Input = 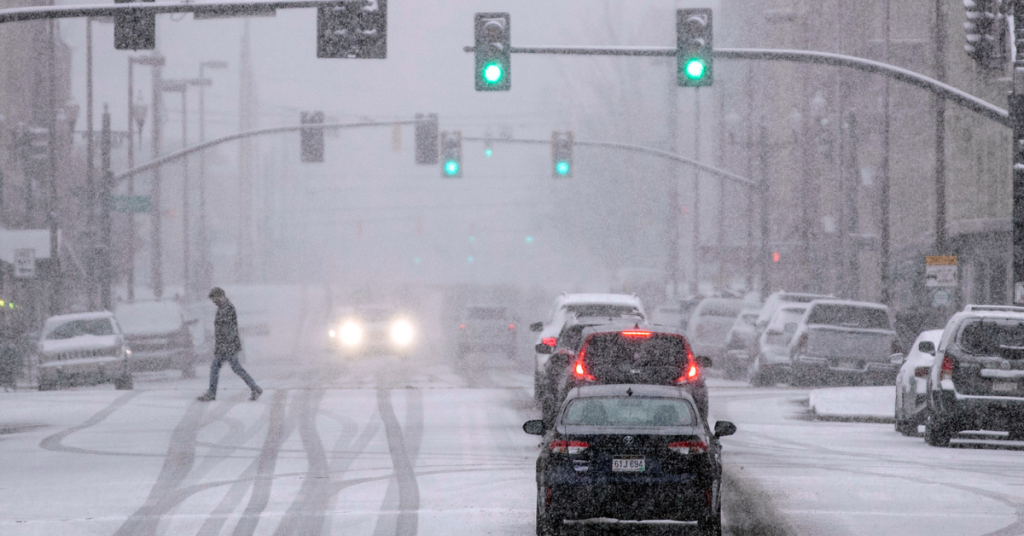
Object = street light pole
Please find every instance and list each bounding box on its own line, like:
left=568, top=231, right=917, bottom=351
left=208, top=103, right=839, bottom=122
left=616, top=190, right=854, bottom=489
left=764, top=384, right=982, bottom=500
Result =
left=198, top=60, right=227, bottom=292
left=85, top=16, right=95, bottom=308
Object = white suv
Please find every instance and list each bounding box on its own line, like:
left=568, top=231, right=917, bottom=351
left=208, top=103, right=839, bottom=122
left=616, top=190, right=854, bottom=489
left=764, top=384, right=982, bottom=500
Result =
left=37, top=311, right=132, bottom=391
left=528, top=293, right=645, bottom=402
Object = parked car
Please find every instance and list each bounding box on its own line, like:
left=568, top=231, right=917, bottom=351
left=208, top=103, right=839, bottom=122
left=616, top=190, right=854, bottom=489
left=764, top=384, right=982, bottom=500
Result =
left=788, top=299, right=902, bottom=386
left=530, top=293, right=646, bottom=402
left=650, top=304, right=685, bottom=329
left=748, top=305, right=808, bottom=386
left=328, top=305, right=417, bottom=357
left=115, top=301, right=199, bottom=377
left=925, top=305, right=1024, bottom=447
left=524, top=384, right=735, bottom=536
left=754, top=291, right=833, bottom=335
left=457, top=304, right=518, bottom=359
left=686, top=298, right=748, bottom=365
left=720, top=307, right=761, bottom=380
left=557, top=323, right=710, bottom=419
left=36, top=311, right=132, bottom=390
left=894, top=329, right=943, bottom=435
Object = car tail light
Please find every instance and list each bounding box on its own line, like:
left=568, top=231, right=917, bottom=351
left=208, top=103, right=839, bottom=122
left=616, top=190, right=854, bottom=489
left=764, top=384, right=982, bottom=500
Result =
left=940, top=354, right=954, bottom=381
left=541, top=337, right=556, bottom=347
left=667, top=440, right=708, bottom=454
left=509, top=323, right=516, bottom=330
left=621, top=330, right=652, bottom=338
left=572, top=358, right=596, bottom=381
left=675, top=345, right=700, bottom=383
left=550, top=440, right=589, bottom=454
left=914, top=366, right=930, bottom=378
left=459, top=323, right=465, bottom=329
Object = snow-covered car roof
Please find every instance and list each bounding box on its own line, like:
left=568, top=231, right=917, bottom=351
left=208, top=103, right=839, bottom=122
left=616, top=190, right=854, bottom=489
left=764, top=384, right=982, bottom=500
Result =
left=803, top=299, right=890, bottom=311
left=115, top=301, right=185, bottom=335
left=43, top=311, right=116, bottom=334
left=559, top=293, right=644, bottom=307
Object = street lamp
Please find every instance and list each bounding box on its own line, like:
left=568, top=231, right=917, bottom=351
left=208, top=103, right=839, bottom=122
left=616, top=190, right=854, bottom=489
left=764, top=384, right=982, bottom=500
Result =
left=197, top=60, right=228, bottom=291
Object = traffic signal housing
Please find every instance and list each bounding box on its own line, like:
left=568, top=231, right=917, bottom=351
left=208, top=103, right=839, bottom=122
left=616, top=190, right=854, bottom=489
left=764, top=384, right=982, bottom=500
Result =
left=475, top=13, right=511, bottom=91
left=415, top=113, right=438, bottom=165
left=440, top=131, right=462, bottom=178
left=552, top=131, right=573, bottom=178
left=677, top=8, right=713, bottom=87
left=318, top=0, right=388, bottom=59
left=115, top=0, right=156, bottom=50
left=963, top=0, right=1001, bottom=64
left=300, top=111, right=325, bottom=163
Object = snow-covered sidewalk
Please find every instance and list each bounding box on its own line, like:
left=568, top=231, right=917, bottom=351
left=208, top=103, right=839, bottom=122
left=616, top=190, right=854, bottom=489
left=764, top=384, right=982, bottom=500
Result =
left=808, top=386, right=895, bottom=422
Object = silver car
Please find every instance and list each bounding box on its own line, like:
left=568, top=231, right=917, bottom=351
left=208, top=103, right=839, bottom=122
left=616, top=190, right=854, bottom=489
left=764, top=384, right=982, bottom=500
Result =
left=894, top=329, right=943, bottom=435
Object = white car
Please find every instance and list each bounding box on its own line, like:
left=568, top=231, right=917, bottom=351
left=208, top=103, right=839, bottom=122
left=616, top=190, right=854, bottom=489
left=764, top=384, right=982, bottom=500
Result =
left=37, top=311, right=132, bottom=391
left=529, top=293, right=646, bottom=402
left=686, top=298, right=748, bottom=364
left=894, top=329, right=943, bottom=435
left=754, top=291, right=833, bottom=335
left=749, top=305, right=808, bottom=386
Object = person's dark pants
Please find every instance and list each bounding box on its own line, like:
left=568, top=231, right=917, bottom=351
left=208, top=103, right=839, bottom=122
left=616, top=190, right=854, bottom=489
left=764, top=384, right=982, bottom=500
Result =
left=208, top=352, right=259, bottom=396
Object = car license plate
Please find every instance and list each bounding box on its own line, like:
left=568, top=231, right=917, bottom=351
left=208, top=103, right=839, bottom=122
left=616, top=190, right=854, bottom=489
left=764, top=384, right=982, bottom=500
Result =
left=612, top=457, right=645, bottom=472
left=992, top=382, right=1019, bottom=393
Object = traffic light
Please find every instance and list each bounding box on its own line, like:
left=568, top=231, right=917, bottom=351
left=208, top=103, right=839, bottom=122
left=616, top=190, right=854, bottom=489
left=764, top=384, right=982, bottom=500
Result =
left=963, top=0, right=1000, bottom=63
left=551, top=131, right=573, bottom=178
left=318, top=0, right=388, bottom=59
left=440, top=131, right=462, bottom=178
left=415, top=113, right=438, bottom=165
left=677, top=8, right=713, bottom=87
left=300, top=111, right=324, bottom=163
left=474, top=13, right=511, bottom=91
left=115, top=0, right=156, bottom=50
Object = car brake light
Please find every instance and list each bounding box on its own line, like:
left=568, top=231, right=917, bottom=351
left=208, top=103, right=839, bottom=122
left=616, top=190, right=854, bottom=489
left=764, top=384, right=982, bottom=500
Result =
left=914, top=366, right=930, bottom=378
left=550, top=440, right=589, bottom=454
left=459, top=323, right=465, bottom=329
left=675, top=344, right=699, bottom=383
left=573, top=358, right=596, bottom=381
left=621, top=330, right=652, bottom=338
left=667, top=440, right=708, bottom=454
left=509, top=323, right=516, bottom=330
left=541, top=337, right=556, bottom=347
left=941, top=354, right=953, bottom=381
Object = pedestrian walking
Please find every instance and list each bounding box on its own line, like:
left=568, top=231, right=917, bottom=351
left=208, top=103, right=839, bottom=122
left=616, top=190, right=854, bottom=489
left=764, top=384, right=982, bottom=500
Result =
left=197, top=287, right=262, bottom=401
left=0, top=328, right=18, bottom=392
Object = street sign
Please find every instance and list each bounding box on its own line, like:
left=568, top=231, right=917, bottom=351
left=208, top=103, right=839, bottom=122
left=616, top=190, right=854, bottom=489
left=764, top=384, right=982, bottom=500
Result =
left=925, top=255, right=957, bottom=287
left=112, top=195, right=151, bottom=213
left=13, top=248, right=35, bottom=279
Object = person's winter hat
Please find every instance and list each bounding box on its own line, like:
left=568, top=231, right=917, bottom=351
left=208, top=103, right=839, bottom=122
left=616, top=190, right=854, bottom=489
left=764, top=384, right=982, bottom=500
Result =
left=208, top=287, right=226, bottom=299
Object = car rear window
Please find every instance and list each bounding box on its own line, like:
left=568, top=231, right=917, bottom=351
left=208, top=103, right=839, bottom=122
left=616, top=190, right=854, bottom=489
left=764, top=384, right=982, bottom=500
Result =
left=47, top=319, right=114, bottom=339
left=805, top=304, right=891, bottom=330
left=584, top=333, right=688, bottom=367
left=958, top=320, right=1024, bottom=357
left=565, top=304, right=640, bottom=318
left=466, top=307, right=508, bottom=320
left=562, top=397, right=696, bottom=427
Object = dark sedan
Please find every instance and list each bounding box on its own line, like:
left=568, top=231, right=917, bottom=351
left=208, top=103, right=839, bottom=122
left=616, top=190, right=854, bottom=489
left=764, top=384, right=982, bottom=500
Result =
left=524, top=384, right=736, bottom=536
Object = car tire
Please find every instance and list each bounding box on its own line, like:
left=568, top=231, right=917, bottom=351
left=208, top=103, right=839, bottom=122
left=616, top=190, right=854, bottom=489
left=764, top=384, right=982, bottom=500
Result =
left=925, top=414, right=952, bottom=447
left=895, top=419, right=917, bottom=436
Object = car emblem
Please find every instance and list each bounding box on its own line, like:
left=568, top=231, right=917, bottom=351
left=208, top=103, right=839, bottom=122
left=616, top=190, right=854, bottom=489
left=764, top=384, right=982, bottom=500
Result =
left=623, top=436, right=634, bottom=445
left=1001, top=361, right=1011, bottom=371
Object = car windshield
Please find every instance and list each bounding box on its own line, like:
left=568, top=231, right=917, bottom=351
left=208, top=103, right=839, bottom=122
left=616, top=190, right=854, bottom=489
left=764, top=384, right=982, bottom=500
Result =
left=46, top=319, right=114, bottom=340
left=958, top=320, right=1024, bottom=355
left=562, top=397, right=696, bottom=427
left=805, top=304, right=891, bottom=330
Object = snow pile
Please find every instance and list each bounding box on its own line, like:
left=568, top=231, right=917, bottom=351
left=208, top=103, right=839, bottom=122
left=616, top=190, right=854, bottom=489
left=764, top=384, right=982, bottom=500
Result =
left=808, top=386, right=894, bottom=422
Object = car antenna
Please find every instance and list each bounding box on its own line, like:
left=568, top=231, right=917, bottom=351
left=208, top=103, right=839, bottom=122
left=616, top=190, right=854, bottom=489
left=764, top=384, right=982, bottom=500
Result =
left=626, top=387, right=633, bottom=396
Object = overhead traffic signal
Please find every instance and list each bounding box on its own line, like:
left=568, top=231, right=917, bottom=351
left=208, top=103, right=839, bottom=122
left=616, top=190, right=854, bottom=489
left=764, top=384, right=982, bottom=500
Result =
left=300, top=111, right=325, bottom=163
left=963, top=0, right=1000, bottom=64
left=415, top=113, right=438, bottom=165
left=552, top=131, right=573, bottom=178
left=474, top=13, right=511, bottom=91
left=318, top=0, right=388, bottom=59
left=115, top=0, right=156, bottom=50
left=677, top=8, right=713, bottom=87
left=440, top=131, right=462, bottom=178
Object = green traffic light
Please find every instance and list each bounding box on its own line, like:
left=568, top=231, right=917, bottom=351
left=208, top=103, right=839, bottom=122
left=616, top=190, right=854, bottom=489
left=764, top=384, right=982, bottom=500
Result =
left=482, top=63, right=504, bottom=84
left=684, top=58, right=706, bottom=80
left=555, top=161, right=570, bottom=176
left=485, top=148, right=493, bottom=157
left=445, top=160, right=460, bottom=175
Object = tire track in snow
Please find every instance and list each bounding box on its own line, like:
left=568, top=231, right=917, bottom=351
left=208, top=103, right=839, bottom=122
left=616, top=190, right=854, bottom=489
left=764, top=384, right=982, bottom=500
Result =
left=230, top=388, right=292, bottom=536
left=272, top=388, right=332, bottom=536
left=374, top=388, right=422, bottom=536
left=39, top=391, right=140, bottom=455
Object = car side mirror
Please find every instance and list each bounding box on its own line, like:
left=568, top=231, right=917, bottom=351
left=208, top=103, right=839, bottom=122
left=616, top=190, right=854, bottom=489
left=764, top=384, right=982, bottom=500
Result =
left=535, top=343, right=553, bottom=354
left=714, top=421, right=737, bottom=438
left=918, top=341, right=935, bottom=355
left=695, top=355, right=712, bottom=368
left=784, top=323, right=797, bottom=333
left=523, top=419, right=545, bottom=435
left=889, top=352, right=905, bottom=365
left=529, top=322, right=544, bottom=332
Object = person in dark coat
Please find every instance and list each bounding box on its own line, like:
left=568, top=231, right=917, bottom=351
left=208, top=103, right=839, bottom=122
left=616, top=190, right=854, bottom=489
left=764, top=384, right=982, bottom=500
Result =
left=198, top=287, right=262, bottom=401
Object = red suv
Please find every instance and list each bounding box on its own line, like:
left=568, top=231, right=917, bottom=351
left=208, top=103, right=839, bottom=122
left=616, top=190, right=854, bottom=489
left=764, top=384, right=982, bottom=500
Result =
left=555, top=324, right=710, bottom=419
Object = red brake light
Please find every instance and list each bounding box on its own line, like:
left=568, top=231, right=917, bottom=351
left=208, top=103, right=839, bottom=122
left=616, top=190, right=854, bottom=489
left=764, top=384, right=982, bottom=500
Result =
left=459, top=323, right=465, bottom=329
left=667, top=440, right=708, bottom=454
left=550, top=440, right=589, bottom=454
left=621, top=330, right=652, bottom=338
left=941, top=354, right=953, bottom=380
left=675, top=344, right=699, bottom=383
left=541, top=337, right=557, bottom=347
left=509, top=323, right=516, bottom=330
left=573, top=358, right=596, bottom=381
left=914, top=366, right=930, bottom=378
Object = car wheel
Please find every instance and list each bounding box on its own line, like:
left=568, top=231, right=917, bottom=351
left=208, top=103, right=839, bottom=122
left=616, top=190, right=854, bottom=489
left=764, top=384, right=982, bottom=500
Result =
left=925, top=414, right=952, bottom=447
left=895, top=419, right=917, bottom=436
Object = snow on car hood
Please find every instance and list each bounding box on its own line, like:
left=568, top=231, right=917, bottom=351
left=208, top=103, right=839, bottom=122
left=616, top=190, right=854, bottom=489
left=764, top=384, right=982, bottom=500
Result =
left=40, top=334, right=120, bottom=355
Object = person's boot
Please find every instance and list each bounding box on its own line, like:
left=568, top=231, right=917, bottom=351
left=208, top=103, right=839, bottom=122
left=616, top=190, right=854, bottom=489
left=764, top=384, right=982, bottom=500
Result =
left=250, top=387, right=263, bottom=401
left=197, top=392, right=216, bottom=402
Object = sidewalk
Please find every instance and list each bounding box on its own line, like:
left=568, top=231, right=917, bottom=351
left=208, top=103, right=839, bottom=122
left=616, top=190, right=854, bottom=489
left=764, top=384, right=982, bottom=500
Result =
left=807, top=386, right=895, bottom=423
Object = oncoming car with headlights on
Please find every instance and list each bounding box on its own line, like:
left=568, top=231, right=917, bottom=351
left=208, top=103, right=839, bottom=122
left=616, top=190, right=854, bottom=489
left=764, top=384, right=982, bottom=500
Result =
left=327, top=306, right=417, bottom=356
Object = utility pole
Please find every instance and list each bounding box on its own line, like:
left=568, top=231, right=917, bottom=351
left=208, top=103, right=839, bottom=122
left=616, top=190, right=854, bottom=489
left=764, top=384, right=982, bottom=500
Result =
left=198, top=60, right=228, bottom=293
left=127, top=54, right=162, bottom=303
left=759, top=125, right=771, bottom=299
left=880, top=0, right=893, bottom=305
left=151, top=56, right=163, bottom=299
left=85, top=16, right=95, bottom=309
left=667, top=62, right=680, bottom=298
left=846, top=112, right=861, bottom=299
left=692, top=88, right=701, bottom=295
left=47, top=15, right=59, bottom=315
left=934, top=0, right=947, bottom=253
left=100, top=105, right=113, bottom=309
left=1012, top=5, right=1024, bottom=304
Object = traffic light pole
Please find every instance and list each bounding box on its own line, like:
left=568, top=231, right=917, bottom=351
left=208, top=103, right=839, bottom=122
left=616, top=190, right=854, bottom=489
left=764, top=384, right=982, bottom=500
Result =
left=1013, top=7, right=1024, bottom=303
left=0, top=1, right=347, bottom=23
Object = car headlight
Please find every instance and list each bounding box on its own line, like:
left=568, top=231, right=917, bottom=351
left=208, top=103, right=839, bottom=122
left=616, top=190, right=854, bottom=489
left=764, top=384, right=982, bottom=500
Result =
left=328, top=329, right=337, bottom=338
left=339, top=321, right=363, bottom=346
left=390, top=320, right=414, bottom=346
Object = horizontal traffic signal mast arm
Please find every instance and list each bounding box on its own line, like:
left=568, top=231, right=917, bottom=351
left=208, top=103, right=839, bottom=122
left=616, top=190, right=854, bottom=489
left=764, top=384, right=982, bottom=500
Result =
left=0, top=0, right=344, bottom=24
left=462, top=45, right=1009, bottom=127
left=115, top=119, right=418, bottom=183
left=462, top=136, right=755, bottom=187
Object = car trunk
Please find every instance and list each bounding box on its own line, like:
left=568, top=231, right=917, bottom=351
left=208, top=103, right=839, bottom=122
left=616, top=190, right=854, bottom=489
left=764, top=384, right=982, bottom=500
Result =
left=805, top=326, right=895, bottom=367
left=583, top=334, right=687, bottom=383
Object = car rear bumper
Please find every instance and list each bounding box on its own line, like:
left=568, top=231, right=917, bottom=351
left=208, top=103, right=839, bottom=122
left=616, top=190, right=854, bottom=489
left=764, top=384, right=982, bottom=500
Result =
left=794, top=355, right=898, bottom=376
left=543, top=479, right=709, bottom=523
left=933, top=389, right=1024, bottom=430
